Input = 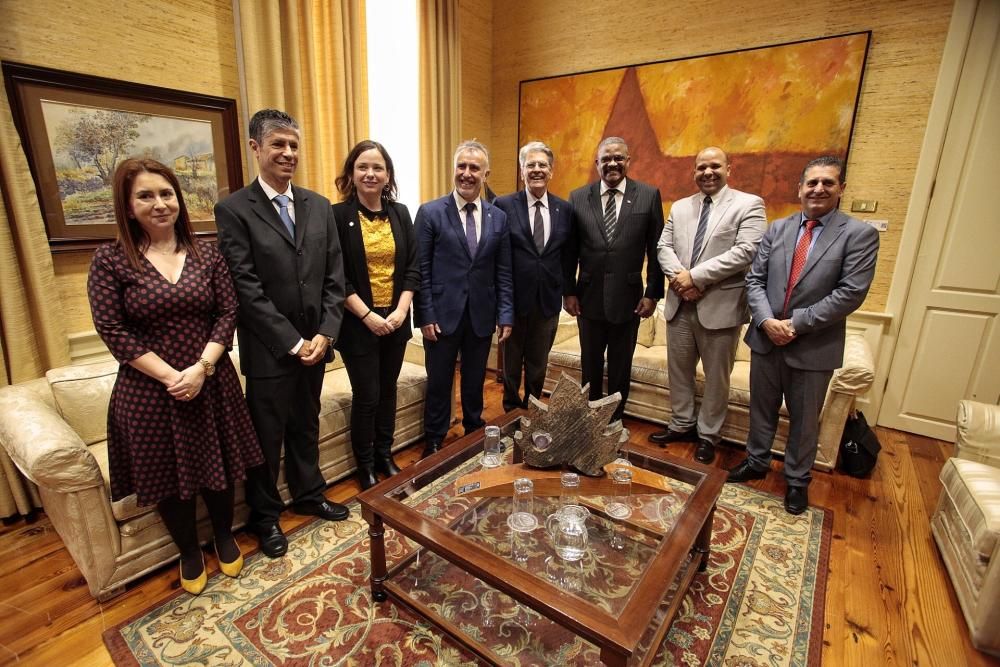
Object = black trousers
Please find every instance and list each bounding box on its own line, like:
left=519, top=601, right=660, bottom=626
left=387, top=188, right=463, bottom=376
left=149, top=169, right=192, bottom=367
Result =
left=423, top=308, right=493, bottom=442
left=244, top=362, right=327, bottom=529
left=341, top=320, right=409, bottom=469
left=577, top=315, right=640, bottom=422
left=502, top=309, right=559, bottom=412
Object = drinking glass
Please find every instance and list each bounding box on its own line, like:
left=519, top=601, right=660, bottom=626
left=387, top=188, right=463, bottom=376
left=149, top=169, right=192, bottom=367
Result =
left=482, top=425, right=502, bottom=468
left=606, top=467, right=633, bottom=519
left=508, top=477, right=538, bottom=532
left=545, top=504, right=590, bottom=562
left=560, top=471, right=580, bottom=509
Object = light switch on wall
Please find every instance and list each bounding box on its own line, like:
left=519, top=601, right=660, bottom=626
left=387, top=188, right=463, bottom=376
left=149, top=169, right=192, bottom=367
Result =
left=851, top=200, right=878, bottom=212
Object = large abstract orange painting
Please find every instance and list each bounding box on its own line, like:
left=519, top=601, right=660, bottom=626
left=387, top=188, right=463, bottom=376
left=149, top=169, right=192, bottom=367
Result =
left=518, top=33, right=871, bottom=220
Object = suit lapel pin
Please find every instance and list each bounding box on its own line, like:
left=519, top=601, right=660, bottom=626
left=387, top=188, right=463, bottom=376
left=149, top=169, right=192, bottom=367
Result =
left=349, top=221, right=355, bottom=226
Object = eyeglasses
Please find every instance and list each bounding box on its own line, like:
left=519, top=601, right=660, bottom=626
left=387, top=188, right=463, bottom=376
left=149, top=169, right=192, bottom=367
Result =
left=599, top=154, right=628, bottom=164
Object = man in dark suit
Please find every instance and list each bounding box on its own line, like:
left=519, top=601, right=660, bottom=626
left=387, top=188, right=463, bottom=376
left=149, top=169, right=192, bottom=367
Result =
left=653, top=147, right=766, bottom=463
left=215, top=109, right=348, bottom=558
left=727, top=156, right=879, bottom=514
left=494, top=141, right=573, bottom=412
left=564, top=137, right=665, bottom=422
left=414, top=140, right=514, bottom=457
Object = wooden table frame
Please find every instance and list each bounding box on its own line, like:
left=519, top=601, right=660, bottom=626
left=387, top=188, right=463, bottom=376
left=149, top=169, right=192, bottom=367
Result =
left=359, top=411, right=726, bottom=666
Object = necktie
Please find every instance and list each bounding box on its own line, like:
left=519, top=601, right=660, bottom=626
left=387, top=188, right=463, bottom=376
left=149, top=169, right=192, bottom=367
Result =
left=604, top=189, right=618, bottom=239
left=273, top=194, right=295, bottom=238
left=691, top=195, right=712, bottom=264
left=464, top=202, right=478, bottom=257
left=782, top=219, right=820, bottom=317
left=532, top=200, right=545, bottom=253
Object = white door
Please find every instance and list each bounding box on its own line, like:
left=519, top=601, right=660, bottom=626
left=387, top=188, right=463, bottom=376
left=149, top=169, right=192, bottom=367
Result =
left=880, top=0, right=1000, bottom=441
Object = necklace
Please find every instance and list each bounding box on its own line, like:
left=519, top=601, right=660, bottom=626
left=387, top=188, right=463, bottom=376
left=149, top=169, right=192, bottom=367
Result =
left=146, top=243, right=177, bottom=256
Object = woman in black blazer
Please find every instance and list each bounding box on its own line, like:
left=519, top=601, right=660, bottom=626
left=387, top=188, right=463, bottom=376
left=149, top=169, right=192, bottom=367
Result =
left=333, top=141, right=419, bottom=490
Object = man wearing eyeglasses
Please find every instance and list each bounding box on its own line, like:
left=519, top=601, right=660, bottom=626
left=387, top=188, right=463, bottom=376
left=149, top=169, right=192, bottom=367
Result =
left=495, top=141, right=574, bottom=412
left=563, top=137, right=665, bottom=422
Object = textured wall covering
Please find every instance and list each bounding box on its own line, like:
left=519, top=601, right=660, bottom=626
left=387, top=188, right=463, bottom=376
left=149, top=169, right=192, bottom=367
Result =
left=486, top=0, right=956, bottom=312
left=0, top=0, right=243, bottom=336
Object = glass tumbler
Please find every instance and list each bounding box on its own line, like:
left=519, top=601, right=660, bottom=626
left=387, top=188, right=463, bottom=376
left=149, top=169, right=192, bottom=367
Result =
left=482, top=425, right=502, bottom=468
left=560, top=471, right=580, bottom=510
left=606, top=467, right=633, bottom=519
left=508, top=477, right=538, bottom=532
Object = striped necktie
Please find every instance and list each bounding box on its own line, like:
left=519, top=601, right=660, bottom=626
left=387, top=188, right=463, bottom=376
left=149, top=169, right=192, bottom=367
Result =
left=691, top=195, right=712, bottom=264
left=604, top=188, right=618, bottom=239
left=782, top=219, right=820, bottom=317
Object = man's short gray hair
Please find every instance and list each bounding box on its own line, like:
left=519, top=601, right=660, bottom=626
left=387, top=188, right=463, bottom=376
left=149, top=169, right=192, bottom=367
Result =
left=598, top=136, right=629, bottom=154
left=453, top=140, right=490, bottom=169
left=249, top=109, right=300, bottom=145
left=518, top=141, right=554, bottom=169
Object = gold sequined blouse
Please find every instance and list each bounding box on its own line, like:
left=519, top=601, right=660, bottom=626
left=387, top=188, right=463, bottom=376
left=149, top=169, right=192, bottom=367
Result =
left=359, top=206, right=395, bottom=306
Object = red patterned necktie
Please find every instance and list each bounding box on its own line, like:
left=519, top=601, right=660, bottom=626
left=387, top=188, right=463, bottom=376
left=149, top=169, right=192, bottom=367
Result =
left=782, top=219, right=820, bottom=317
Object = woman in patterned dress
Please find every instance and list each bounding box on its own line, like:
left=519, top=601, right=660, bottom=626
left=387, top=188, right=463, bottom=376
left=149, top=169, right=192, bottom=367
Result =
left=332, top=141, right=419, bottom=490
left=88, top=158, right=263, bottom=595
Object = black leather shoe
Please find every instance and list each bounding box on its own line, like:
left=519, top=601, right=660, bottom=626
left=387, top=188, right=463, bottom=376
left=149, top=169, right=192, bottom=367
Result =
left=357, top=467, right=378, bottom=491
left=294, top=499, right=349, bottom=521
left=727, top=459, right=768, bottom=483
left=422, top=440, right=442, bottom=459
left=784, top=486, right=809, bottom=515
left=694, top=439, right=716, bottom=464
left=373, top=454, right=401, bottom=477
left=648, top=427, right=698, bottom=445
left=252, top=524, right=288, bottom=558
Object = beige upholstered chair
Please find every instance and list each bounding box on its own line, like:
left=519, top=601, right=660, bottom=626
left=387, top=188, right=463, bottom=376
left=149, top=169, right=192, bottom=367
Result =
left=931, top=400, right=1000, bottom=656
left=0, top=346, right=427, bottom=600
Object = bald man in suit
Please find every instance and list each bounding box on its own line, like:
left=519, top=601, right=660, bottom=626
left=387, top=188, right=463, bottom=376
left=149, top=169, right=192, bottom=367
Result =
left=653, top=147, right=765, bottom=464
left=727, top=156, right=879, bottom=514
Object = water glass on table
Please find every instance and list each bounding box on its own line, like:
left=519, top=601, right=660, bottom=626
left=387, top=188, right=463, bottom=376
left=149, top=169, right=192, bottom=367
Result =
left=482, top=425, right=502, bottom=469
left=606, top=467, right=633, bottom=519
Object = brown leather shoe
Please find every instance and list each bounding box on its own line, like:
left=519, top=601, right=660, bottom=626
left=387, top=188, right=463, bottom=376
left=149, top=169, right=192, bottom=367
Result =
left=648, top=427, right=698, bottom=445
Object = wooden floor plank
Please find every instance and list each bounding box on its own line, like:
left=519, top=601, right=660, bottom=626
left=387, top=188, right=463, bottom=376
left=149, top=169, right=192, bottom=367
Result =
left=0, top=381, right=997, bottom=666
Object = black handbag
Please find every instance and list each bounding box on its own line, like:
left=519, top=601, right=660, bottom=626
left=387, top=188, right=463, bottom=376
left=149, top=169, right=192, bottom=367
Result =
left=838, top=411, right=881, bottom=477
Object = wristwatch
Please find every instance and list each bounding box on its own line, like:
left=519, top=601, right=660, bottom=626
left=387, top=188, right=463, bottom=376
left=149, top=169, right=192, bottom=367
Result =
left=198, top=357, right=216, bottom=376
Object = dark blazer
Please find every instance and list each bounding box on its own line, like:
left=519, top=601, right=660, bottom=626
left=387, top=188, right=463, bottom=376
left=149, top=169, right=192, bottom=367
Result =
left=566, top=179, right=666, bottom=324
left=744, top=210, right=879, bottom=370
left=215, top=178, right=345, bottom=378
left=413, top=194, right=514, bottom=338
left=494, top=190, right=573, bottom=319
left=332, top=198, right=419, bottom=355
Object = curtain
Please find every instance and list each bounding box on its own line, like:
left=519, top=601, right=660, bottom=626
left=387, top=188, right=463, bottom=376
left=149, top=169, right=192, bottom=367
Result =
left=418, top=0, right=461, bottom=202
left=0, top=87, right=71, bottom=384
left=235, top=0, right=369, bottom=197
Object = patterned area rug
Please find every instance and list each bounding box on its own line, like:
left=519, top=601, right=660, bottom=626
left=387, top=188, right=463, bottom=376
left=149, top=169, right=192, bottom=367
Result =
left=105, top=468, right=830, bottom=667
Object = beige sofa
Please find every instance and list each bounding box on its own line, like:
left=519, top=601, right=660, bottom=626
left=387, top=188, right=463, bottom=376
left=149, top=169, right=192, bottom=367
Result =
left=544, top=309, right=875, bottom=471
left=932, top=400, right=1000, bottom=656
left=0, top=345, right=427, bottom=600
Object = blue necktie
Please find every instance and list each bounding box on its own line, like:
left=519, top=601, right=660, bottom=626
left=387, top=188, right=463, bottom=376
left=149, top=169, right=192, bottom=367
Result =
left=464, top=202, right=478, bottom=257
left=691, top=195, right=712, bottom=264
left=273, top=194, right=295, bottom=238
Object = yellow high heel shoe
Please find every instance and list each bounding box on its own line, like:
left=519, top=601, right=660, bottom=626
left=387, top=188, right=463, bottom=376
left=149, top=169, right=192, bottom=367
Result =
left=215, top=540, right=244, bottom=578
left=179, top=555, right=207, bottom=595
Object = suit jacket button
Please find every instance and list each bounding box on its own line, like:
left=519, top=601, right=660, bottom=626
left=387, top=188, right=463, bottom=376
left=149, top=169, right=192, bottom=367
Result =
left=297, top=250, right=303, bottom=256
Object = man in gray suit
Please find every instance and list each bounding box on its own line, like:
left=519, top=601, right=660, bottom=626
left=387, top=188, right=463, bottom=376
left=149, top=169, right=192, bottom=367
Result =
left=564, top=137, right=665, bottom=423
left=727, top=156, right=879, bottom=514
left=653, top=147, right=765, bottom=464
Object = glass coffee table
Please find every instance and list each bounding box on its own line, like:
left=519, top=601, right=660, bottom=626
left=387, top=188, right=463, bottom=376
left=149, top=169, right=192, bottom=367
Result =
left=359, top=412, right=726, bottom=666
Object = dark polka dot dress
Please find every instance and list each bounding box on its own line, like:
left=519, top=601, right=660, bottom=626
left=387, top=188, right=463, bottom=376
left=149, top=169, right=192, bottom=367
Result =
left=87, top=240, right=263, bottom=506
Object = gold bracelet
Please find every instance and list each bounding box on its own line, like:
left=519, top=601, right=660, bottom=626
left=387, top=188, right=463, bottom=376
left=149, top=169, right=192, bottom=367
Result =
left=198, top=357, right=216, bottom=376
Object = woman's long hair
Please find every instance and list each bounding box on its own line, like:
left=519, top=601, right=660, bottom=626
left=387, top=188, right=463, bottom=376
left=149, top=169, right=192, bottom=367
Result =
left=334, top=140, right=399, bottom=203
left=112, top=158, right=200, bottom=270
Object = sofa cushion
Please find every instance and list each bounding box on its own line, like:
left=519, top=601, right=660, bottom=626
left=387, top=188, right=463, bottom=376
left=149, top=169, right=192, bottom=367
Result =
left=47, top=360, right=118, bottom=446
left=939, top=458, right=1000, bottom=560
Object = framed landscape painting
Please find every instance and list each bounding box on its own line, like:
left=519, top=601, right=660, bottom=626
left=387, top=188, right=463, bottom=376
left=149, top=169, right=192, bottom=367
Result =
left=517, top=32, right=871, bottom=221
left=3, top=62, right=243, bottom=252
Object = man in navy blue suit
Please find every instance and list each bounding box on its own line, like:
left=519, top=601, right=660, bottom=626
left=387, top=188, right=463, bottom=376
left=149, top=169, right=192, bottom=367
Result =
left=414, top=140, right=514, bottom=457
left=494, top=142, right=573, bottom=412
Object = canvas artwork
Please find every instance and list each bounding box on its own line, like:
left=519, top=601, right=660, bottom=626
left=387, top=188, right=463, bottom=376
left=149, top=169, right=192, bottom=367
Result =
left=41, top=102, right=218, bottom=226
left=518, top=33, right=871, bottom=220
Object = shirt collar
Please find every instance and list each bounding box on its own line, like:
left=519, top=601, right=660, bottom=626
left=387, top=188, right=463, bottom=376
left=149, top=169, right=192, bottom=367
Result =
left=601, top=177, right=627, bottom=196
left=453, top=191, right=480, bottom=213
left=701, top=184, right=729, bottom=204
left=526, top=190, right=549, bottom=209
left=258, top=175, right=293, bottom=201
left=801, top=207, right=838, bottom=226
